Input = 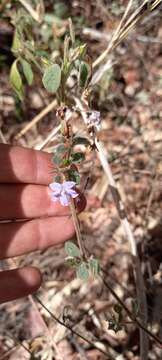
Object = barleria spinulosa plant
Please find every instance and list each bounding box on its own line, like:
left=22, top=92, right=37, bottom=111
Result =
left=10, top=11, right=100, bottom=281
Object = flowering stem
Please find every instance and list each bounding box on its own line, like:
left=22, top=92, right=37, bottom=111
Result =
left=69, top=198, right=86, bottom=259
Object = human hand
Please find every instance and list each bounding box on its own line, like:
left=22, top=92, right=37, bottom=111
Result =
left=0, top=144, right=85, bottom=303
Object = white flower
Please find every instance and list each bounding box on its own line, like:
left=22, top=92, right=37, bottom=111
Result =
left=49, top=181, right=78, bottom=206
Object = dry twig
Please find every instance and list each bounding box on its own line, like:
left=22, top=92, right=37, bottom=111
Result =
left=15, top=99, right=57, bottom=141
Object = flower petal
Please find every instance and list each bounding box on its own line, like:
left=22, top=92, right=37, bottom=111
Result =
left=63, top=181, right=76, bottom=190
left=67, top=189, right=79, bottom=198
left=51, top=194, right=59, bottom=202
left=49, top=182, right=62, bottom=193
left=59, top=193, right=69, bottom=206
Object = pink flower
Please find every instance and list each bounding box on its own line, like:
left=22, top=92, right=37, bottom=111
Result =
left=49, top=181, right=78, bottom=206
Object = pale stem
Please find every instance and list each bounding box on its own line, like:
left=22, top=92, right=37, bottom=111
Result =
left=17, top=0, right=40, bottom=22
left=69, top=198, right=85, bottom=258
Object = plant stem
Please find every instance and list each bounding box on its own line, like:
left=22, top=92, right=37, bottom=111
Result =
left=69, top=198, right=85, bottom=259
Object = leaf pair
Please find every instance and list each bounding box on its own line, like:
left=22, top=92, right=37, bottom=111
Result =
left=65, top=241, right=100, bottom=281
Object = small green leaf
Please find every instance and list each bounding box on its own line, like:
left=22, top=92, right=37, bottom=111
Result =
left=89, top=258, right=100, bottom=277
left=42, top=64, right=61, bottom=93
left=65, top=241, right=81, bottom=258
left=77, top=262, right=89, bottom=281
left=71, top=152, right=85, bottom=163
left=10, top=59, right=23, bottom=100
left=79, top=62, right=89, bottom=88
left=67, top=169, right=80, bottom=184
left=21, top=59, right=33, bottom=85
left=62, top=159, right=71, bottom=166
left=72, top=136, right=90, bottom=147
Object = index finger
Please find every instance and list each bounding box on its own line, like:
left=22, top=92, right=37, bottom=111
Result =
left=0, top=144, right=53, bottom=184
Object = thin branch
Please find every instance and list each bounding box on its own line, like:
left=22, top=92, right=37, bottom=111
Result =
left=101, top=274, right=162, bottom=346
left=92, top=0, right=133, bottom=68
left=34, top=295, right=115, bottom=360
left=6, top=332, right=32, bottom=357
left=0, top=129, right=7, bottom=144
left=92, top=0, right=162, bottom=82
left=36, top=123, right=61, bottom=150
left=69, top=199, right=86, bottom=258
left=28, top=295, right=64, bottom=360
left=15, top=99, right=57, bottom=141
left=17, top=0, right=41, bottom=22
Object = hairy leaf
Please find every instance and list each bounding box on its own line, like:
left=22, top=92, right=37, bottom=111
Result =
left=77, top=262, right=89, bottom=281
left=65, top=241, right=81, bottom=258
left=42, top=64, right=61, bottom=93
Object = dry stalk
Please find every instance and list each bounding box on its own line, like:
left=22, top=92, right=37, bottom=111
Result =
left=35, top=123, right=61, bottom=150
left=92, top=0, right=133, bottom=68
left=92, top=0, right=162, bottom=80
left=15, top=99, right=57, bottom=141
left=95, top=140, right=149, bottom=360
left=0, top=129, right=7, bottom=144
left=17, top=0, right=41, bottom=22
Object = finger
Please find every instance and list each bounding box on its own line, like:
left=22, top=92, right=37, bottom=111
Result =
left=0, top=184, right=86, bottom=220
left=0, top=216, right=75, bottom=259
left=0, top=144, right=53, bottom=184
left=0, top=184, right=70, bottom=219
left=0, top=267, right=42, bottom=303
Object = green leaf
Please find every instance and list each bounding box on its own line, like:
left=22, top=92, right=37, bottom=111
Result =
left=65, top=241, right=81, bottom=258
left=42, top=64, right=61, bottom=93
left=66, top=256, right=81, bottom=267
left=71, top=152, right=85, bottom=163
left=62, top=159, right=71, bottom=166
left=9, top=60, right=23, bottom=100
left=77, top=262, right=89, bottom=281
left=89, top=258, right=100, bottom=277
left=12, top=30, right=21, bottom=53
left=21, top=59, right=33, bottom=85
left=67, top=169, right=80, bottom=185
left=79, top=62, right=89, bottom=88
left=72, top=136, right=90, bottom=147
